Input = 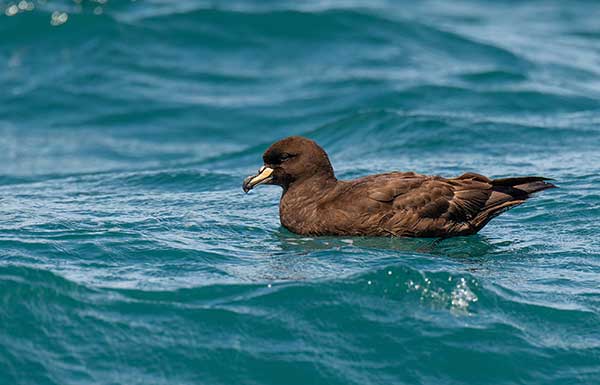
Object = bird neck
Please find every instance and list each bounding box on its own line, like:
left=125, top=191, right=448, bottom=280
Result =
left=283, top=172, right=336, bottom=196
left=279, top=174, right=337, bottom=235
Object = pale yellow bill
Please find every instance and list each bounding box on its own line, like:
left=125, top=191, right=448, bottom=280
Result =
left=242, top=166, right=274, bottom=193
left=249, top=166, right=273, bottom=185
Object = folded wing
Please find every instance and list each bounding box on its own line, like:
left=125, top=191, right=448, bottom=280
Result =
left=367, top=172, right=555, bottom=237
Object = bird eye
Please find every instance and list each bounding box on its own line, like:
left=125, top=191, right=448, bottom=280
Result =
left=280, top=153, right=293, bottom=161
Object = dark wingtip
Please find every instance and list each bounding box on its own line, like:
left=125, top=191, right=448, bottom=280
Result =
left=519, top=180, right=558, bottom=194
left=492, top=176, right=555, bottom=186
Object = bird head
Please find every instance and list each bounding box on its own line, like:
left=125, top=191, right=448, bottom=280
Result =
left=242, top=136, right=335, bottom=193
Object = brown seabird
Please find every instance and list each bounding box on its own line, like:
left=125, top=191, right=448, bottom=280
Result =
left=242, top=136, right=556, bottom=237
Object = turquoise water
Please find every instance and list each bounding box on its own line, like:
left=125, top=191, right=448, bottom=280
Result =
left=2, top=0, right=600, bottom=383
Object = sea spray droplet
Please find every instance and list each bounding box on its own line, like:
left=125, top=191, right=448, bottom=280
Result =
left=50, top=11, right=68, bottom=26
left=18, top=1, right=33, bottom=11
left=451, top=278, right=478, bottom=310
left=5, top=5, right=19, bottom=16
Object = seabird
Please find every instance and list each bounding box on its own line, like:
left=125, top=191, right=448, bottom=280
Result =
left=242, top=136, right=556, bottom=237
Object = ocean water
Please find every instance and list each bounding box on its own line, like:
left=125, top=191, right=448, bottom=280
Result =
left=1, top=0, right=600, bottom=384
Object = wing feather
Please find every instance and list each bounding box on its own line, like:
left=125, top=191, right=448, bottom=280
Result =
left=365, top=173, right=506, bottom=236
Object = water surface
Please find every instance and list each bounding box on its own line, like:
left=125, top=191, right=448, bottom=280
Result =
left=1, top=0, right=599, bottom=384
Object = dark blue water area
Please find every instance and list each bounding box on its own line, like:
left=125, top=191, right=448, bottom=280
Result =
left=1, top=0, right=599, bottom=384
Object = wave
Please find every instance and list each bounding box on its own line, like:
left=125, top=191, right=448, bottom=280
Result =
left=300, top=108, right=598, bottom=164
left=2, top=1, right=600, bottom=384
left=2, top=5, right=529, bottom=66
left=1, top=264, right=598, bottom=384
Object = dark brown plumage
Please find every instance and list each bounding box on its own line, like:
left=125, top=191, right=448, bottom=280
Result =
left=242, top=136, right=556, bottom=238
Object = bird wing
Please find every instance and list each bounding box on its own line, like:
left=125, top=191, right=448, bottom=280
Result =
left=366, top=172, right=514, bottom=236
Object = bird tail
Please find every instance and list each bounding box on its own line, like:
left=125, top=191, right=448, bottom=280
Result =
left=491, top=176, right=557, bottom=194
left=469, top=176, right=556, bottom=232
